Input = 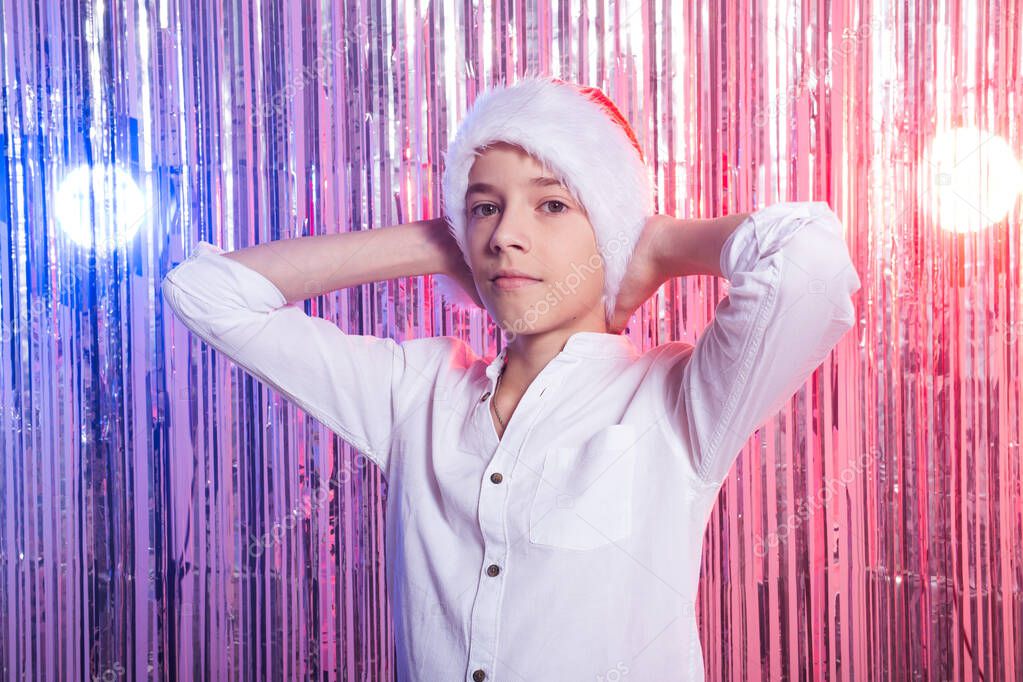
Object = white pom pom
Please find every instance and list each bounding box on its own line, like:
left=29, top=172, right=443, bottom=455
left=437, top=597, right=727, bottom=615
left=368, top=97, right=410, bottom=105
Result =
left=434, top=273, right=480, bottom=310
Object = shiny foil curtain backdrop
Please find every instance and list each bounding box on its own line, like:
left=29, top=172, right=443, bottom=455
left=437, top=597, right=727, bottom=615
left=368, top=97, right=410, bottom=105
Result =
left=0, top=0, right=1019, bottom=680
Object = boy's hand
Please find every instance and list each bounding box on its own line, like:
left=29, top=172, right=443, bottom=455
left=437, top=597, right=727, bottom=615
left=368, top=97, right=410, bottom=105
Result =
left=607, top=214, right=677, bottom=334
left=445, top=249, right=485, bottom=308
left=430, top=217, right=485, bottom=308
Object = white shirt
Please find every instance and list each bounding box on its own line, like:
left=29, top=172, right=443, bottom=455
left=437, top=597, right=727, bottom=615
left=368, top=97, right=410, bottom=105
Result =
left=161, top=200, right=861, bottom=681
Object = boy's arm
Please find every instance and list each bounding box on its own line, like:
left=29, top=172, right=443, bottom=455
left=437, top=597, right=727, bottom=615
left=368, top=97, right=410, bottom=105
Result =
left=654, top=201, right=862, bottom=487
left=161, top=219, right=459, bottom=472
left=219, top=218, right=459, bottom=303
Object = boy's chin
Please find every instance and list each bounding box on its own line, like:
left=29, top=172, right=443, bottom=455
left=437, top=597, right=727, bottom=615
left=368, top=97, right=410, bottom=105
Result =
left=495, top=311, right=583, bottom=338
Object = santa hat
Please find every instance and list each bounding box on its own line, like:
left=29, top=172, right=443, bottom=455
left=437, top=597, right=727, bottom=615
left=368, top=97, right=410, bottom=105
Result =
left=435, top=75, right=654, bottom=327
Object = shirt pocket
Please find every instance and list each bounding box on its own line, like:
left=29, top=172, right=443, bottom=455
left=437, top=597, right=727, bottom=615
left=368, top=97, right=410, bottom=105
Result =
left=527, top=423, right=639, bottom=551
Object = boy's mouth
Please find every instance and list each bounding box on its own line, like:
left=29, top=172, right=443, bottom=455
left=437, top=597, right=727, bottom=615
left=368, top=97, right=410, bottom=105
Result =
left=492, top=276, right=543, bottom=291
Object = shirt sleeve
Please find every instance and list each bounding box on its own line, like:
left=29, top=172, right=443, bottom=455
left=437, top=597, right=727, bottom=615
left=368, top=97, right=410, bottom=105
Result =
left=161, top=240, right=406, bottom=473
left=659, top=201, right=862, bottom=487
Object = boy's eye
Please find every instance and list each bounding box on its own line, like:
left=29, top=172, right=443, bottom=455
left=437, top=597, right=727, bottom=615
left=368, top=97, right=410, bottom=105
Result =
left=470, top=203, right=499, bottom=218
left=469, top=200, right=569, bottom=219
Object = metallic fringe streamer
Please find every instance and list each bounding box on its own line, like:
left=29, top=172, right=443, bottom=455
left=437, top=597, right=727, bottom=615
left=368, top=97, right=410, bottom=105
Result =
left=0, top=0, right=1019, bottom=679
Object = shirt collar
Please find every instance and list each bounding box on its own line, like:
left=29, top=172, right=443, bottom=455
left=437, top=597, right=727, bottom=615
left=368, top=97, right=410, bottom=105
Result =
left=562, top=330, right=636, bottom=358
left=484, top=331, right=636, bottom=381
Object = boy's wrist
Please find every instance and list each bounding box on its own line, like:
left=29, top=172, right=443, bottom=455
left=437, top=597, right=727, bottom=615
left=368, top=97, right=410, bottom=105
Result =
left=421, top=217, right=467, bottom=278
left=403, top=217, right=456, bottom=277
left=651, top=215, right=709, bottom=279
left=655, top=213, right=750, bottom=279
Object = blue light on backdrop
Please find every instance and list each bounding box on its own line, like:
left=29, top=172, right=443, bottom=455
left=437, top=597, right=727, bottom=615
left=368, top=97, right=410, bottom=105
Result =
left=54, top=164, right=150, bottom=251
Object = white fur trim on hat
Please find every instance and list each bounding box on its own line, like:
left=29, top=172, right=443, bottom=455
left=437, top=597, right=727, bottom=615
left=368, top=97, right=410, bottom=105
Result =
left=439, top=75, right=654, bottom=326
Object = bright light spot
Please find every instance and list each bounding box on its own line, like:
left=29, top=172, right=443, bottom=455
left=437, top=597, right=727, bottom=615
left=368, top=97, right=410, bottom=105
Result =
left=55, top=164, right=149, bottom=252
left=922, top=127, right=1022, bottom=233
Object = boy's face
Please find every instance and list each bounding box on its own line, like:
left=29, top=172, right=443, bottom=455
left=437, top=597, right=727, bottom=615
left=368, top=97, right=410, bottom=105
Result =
left=464, top=142, right=607, bottom=335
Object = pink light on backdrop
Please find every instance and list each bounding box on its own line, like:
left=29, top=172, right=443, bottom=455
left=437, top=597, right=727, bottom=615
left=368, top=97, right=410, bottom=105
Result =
left=0, top=0, right=1020, bottom=680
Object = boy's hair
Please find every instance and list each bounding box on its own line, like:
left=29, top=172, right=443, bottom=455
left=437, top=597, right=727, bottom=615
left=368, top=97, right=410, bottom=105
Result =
left=437, top=74, right=654, bottom=327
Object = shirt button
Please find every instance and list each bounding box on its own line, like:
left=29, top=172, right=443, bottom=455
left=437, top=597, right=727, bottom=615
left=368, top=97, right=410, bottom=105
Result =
left=479, top=391, right=491, bottom=402
left=472, top=669, right=486, bottom=681
left=490, top=472, right=503, bottom=484
left=486, top=564, right=500, bottom=577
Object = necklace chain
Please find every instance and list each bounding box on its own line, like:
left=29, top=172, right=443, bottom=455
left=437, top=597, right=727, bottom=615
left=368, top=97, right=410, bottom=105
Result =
left=493, top=364, right=507, bottom=429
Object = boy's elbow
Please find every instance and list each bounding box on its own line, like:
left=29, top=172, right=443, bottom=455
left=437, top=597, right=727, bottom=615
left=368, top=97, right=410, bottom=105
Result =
left=783, top=218, right=860, bottom=314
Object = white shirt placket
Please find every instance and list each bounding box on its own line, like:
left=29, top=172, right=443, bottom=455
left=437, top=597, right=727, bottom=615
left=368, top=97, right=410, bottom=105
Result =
left=465, top=351, right=577, bottom=682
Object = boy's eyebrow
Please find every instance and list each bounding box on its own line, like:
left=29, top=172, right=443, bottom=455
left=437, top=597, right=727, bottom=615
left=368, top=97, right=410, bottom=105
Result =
left=466, top=176, right=566, bottom=198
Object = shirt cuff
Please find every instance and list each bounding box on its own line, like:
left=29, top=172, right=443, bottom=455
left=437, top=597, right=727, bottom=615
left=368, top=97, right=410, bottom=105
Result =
left=163, top=240, right=289, bottom=313
left=718, top=201, right=839, bottom=281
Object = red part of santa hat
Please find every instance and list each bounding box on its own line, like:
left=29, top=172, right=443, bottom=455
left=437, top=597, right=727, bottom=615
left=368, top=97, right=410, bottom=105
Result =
left=549, top=77, right=646, bottom=163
